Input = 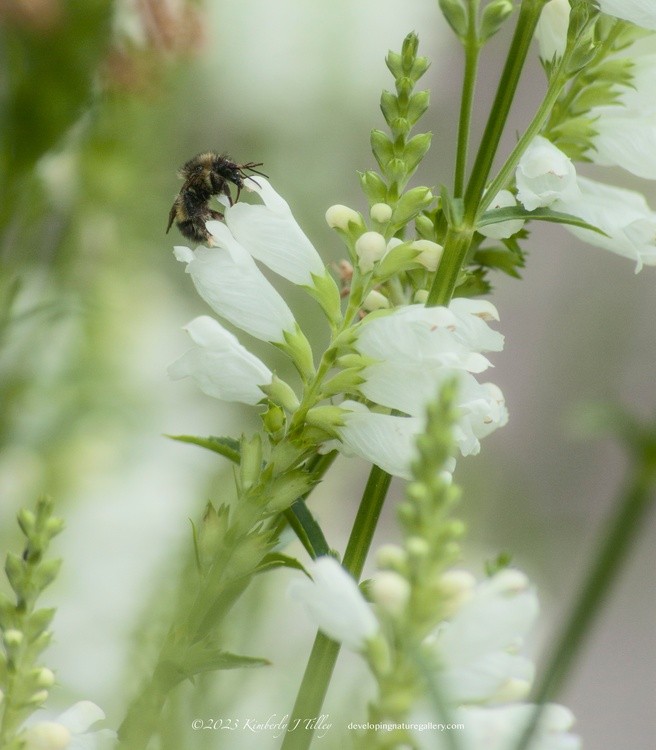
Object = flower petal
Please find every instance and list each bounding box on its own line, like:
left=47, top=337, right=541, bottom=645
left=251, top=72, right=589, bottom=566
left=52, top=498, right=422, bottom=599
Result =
left=225, top=178, right=325, bottom=285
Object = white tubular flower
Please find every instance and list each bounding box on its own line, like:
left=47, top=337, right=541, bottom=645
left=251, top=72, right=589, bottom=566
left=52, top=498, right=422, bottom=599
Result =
left=174, top=235, right=296, bottom=343
left=479, top=189, right=525, bottom=239
left=335, top=401, right=429, bottom=480
left=535, top=0, right=570, bottom=63
left=222, top=177, right=325, bottom=286
left=288, top=556, right=379, bottom=652
left=597, top=0, right=656, bottom=30
left=585, top=55, right=656, bottom=179
left=516, top=136, right=580, bottom=211
left=22, top=701, right=115, bottom=750
left=428, top=569, right=539, bottom=705
left=168, top=316, right=272, bottom=404
left=554, top=176, right=656, bottom=272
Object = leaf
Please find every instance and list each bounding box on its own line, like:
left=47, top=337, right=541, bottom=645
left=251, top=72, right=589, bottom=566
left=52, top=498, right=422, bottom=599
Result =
left=254, top=552, right=310, bottom=577
left=478, top=206, right=609, bottom=236
left=167, top=434, right=240, bottom=463
left=182, top=644, right=270, bottom=679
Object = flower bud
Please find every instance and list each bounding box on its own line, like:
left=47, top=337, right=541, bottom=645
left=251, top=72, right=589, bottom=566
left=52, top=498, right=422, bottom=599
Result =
left=355, top=231, right=387, bottom=273
left=413, top=289, right=429, bottom=304
left=325, top=204, right=361, bottom=231
left=370, top=203, right=393, bottom=224
left=411, top=239, right=443, bottom=271
left=28, top=689, right=49, bottom=706
left=480, top=0, right=514, bottom=42
left=438, top=0, right=468, bottom=37
left=362, top=290, right=390, bottom=312
left=3, top=629, right=23, bottom=647
left=375, top=544, right=408, bottom=570
left=35, top=667, right=56, bottom=687
left=536, top=0, right=570, bottom=63
left=371, top=571, right=411, bottom=617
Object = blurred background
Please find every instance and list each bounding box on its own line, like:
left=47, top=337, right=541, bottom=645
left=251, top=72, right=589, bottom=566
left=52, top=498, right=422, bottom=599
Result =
left=0, top=1, right=654, bottom=748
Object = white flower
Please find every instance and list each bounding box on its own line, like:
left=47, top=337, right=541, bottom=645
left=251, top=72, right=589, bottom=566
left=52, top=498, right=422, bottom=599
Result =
left=168, top=316, right=272, bottom=404
left=174, top=237, right=296, bottom=343
left=221, top=177, right=325, bottom=286
left=535, top=0, right=570, bottom=63
left=597, top=0, right=656, bottom=30
left=325, top=204, right=361, bottom=230
left=288, top=556, right=379, bottom=652
left=412, top=703, right=580, bottom=750
left=428, top=569, right=539, bottom=705
left=479, top=189, right=525, bottom=239
left=555, top=176, right=656, bottom=272
left=334, top=401, right=428, bottom=480
left=584, top=56, right=656, bottom=180
left=22, top=701, right=115, bottom=750
left=516, top=136, right=580, bottom=211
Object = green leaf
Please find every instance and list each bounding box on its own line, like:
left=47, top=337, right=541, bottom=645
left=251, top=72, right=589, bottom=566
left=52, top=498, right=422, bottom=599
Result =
left=167, top=435, right=241, bottom=464
left=183, top=644, right=270, bottom=679
left=478, top=206, right=608, bottom=235
left=254, top=553, right=309, bottom=577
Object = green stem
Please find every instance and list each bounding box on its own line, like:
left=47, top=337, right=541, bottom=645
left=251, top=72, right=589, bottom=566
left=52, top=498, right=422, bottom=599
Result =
left=514, top=446, right=656, bottom=750
left=454, top=0, right=481, bottom=198
left=280, top=466, right=392, bottom=750
left=479, top=66, right=567, bottom=215
left=425, top=226, right=475, bottom=307
left=463, top=0, right=546, bottom=223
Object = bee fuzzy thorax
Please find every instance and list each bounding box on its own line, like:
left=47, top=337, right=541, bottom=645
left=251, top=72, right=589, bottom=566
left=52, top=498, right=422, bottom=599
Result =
left=167, top=151, right=267, bottom=244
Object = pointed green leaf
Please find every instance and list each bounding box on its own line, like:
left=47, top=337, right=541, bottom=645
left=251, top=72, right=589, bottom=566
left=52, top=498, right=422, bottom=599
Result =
left=166, top=435, right=241, bottom=464
left=479, top=206, right=608, bottom=235
left=254, top=553, right=310, bottom=577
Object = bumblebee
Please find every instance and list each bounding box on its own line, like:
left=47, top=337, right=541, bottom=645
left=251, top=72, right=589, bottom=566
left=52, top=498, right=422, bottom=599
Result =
left=166, top=152, right=267, bottom=244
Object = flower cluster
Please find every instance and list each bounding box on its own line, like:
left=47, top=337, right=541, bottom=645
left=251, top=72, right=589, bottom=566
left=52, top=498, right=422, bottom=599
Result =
left=169, top=177, right=508, bottom=480
left=290, top=557, right=579, bottom=750
left=478, top=2, right=656, bottom=273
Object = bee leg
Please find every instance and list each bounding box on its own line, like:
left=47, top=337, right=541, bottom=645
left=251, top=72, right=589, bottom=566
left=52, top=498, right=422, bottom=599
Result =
left=166, top=203, right=177, bottom=233
left=209, top=209, right=224, bottom=222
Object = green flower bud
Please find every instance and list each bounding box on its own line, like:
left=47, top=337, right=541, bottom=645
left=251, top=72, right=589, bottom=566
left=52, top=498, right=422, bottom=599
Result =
left=401, top=31, right=419, bottom=73
left=261, top=375, right=300, bottom=413
left=403, top=132, right=432, bottom=173
left=307, top=270, right=343, bottom=328
left=27, top=689, right=48, bottom=706
left=406, top=536, right=430, bottom=559
left=17, top=509, right=36, bottom=536
left=281, top=324, right=315, bottom=382
left=261, top=402, right=286, bottom=439
left=358, top=171, right=388, bottom=204
left=34, top=667, right=56, bottom=687
left=32, top=558, right=62, bottom=593
left=379, top=90, right=399, bottom=128
left=375, top=544, right=408, bottom=571
left=439, top=0, right=468, bottom=37
left=355, top=231, right=387, bottom=273
left=3, top=629, right=23, bottom=648
left=4, top=553, right=26, bottom=595
left=24, top=608, right=55, bottom=640
left=239, top=434, right=263, bottom=491
left=371, top=130, right=395, bottom=171
left=414, top=289, right=429, bottom=304
left=371, top=571, right=411, bottom=617
left=364, top=632, right=392, bottom=675
left=321, top=368, right=366, bottom=399
left=407, top=90, right=430, bottom=126
left=480, top=0, right=514, bottom=42
left=415, top=213, right=436, bottom=239
left=305, top=405, right=346, bottom=433
left=391, top=186, right=434, bottom=225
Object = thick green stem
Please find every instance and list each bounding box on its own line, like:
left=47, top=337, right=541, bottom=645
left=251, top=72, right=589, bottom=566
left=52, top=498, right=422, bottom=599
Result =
left=280, top=466, right=392, bottom=750
left=454, top=0, right=481, bottom=198
left=425, top=226, right=475, bottom=307
left=514, top=446, right=656, bottom=750
left=463, top=0, right=546, bottom=223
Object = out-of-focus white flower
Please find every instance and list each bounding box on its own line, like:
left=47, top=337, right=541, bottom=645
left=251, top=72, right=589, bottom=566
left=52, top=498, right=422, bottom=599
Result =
left=479, top=189, right=525, bottom=239
left=168, top=316, right=272, bottom=404
left=288, top=556, right=379, bottom=652
left=370, top=571, right=411, bottom=617
left=22, top=701, right=115, bottom=750
left=428, top=569, right=538, bottom=705
left=516, top=136, right=580, bottom=210
left=222, top=178, right=325, bottom=286
left=174, top=238, right=296, bottom=343
left=535, top=0, right=570, bottom=62
left=412, top=702, right=580, bottom=750
left=597, top=0, right=656, bottom=30
left=555, top=176, right=656, bottom=272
